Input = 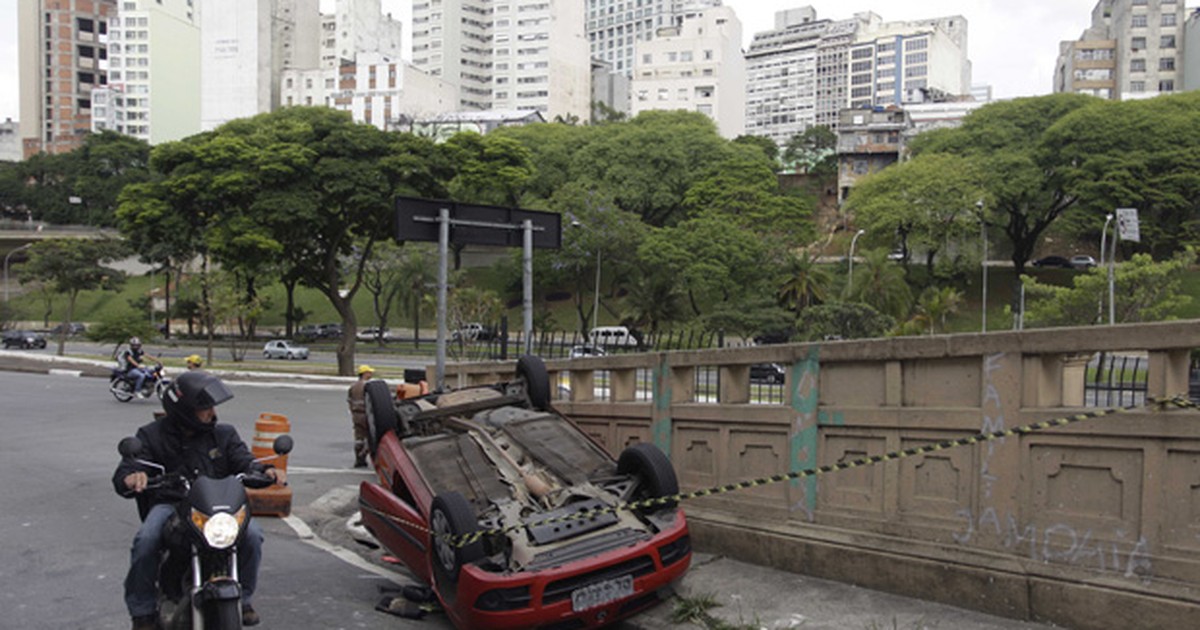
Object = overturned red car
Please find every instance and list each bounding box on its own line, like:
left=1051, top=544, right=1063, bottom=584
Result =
left=358, top=356, right=691, bottom=629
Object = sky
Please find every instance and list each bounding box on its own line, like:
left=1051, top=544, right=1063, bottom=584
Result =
left=0, top=0, right=1104, bottom=123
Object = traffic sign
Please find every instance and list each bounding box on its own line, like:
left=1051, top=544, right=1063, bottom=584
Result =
left=1116, top=207, right=1140, bottom=243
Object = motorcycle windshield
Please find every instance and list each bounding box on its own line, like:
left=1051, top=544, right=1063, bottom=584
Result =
left=188, top=476, right=249, bottom=516
left=196, top=379, right=234, bottom=409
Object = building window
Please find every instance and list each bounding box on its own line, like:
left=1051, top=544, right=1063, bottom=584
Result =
left=1159, top=79, right=1175, bottom=92
left=1159, top=57, right=1175, bottom=71
left=642, top=53, right=651, bottom=64
left=1130, top=58, right=1145, bottom=72
left=1129, top=81, right=1145, bottom=92
left=1131, top=37, right=1145, bottom=51
left=905, top=38, right=928, bottom=51
left=1161, top=35, right=1176, bottom=49
left=1162, top=13, right=1177, bottom=27
left=1131, top=14, right=1147, bottom=28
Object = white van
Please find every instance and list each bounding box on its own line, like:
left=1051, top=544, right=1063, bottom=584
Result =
left=588, top=326, right=639, bottom=348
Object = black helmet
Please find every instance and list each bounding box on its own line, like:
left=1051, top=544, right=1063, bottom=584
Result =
left=129, top=336, right=142, bottom=349
left=162, top=371, right=233, bottom=433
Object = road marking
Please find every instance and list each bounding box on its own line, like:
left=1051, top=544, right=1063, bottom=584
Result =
left=286, top=466, right=376, bottom=475
left=48, top=369, right=82, bottom=377
left=281, top=514, right=406, bottom=583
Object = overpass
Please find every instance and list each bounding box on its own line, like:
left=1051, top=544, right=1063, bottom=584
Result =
left=444, top=321, right=1200, bottom=630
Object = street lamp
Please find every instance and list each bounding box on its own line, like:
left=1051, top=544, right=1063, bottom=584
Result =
left=1098, top=213, right=1113, bottom=323
left=4, top=243, right=32, bottom=303
left=847, top=229, right=866, bottom=292
left=570, top=218, right=603, bottom=336
left=977, top=200, right=987, bottom=333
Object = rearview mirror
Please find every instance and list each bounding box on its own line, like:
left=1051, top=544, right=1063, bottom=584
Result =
left=118, top=436, right=143, bottom=458
left=272, top=435, right=294, bottom=456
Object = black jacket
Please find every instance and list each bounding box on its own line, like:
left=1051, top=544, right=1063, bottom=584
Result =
left=112, top=413, right=266, bottom=519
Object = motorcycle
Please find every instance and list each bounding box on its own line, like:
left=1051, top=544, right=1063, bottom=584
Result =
left=110, top=363, right=169, bottom=402
left=117, top=434, right=293, bottom=629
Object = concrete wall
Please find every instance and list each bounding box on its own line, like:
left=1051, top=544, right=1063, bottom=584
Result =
left=444, top=321, right=1200, bottom=629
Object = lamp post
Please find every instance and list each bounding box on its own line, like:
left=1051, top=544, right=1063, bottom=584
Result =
left=977, top=200, right=987, bottom=333
left=847, top=229, right=865, bottom=293
left=4, top=243, right=32, bottom=303
left=1108, top=219, right=1118, bottom=325
left=1098, top=213, right=1113, bottom=323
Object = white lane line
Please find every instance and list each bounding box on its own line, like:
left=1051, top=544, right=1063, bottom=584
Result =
left=49, top=369, right=83, bottom=377
left=286, top=466, right=376, bottom=475
left=281, top=514, right=406, bottom=583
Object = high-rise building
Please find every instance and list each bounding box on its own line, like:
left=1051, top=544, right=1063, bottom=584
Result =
left=592, top=59, right=631, bottom=122
left=328, top=0, right=403, bottom=68
left=90, top=0, right=200, bottom=144
left=1185, top=9, right=1200, bottom=91
left=1055, top=0, right=1186, bottom=100
left=17, top=0, right=118, bottom=157
left=586, top=0, right=722, bottom=75
left=631, top=5, right=744, bottom=138
left=412, top=0, right=590, bottom=120
left=199, top=0, right=320, bottom=131
left=0, top=119, right=22, bottom=163
left=746, top=8, right=971, bottom=145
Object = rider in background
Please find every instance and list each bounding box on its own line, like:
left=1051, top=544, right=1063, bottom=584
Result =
left=119, top=337, right=159, bottom=398
left=113, top=371, right=285, bottom=629
left=185, top=354, right=203, bottom=370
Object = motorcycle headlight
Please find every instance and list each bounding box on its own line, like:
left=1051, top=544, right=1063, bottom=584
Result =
left=191, top=507, right=247, bottom=549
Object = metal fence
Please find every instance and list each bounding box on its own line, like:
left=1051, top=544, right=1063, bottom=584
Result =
left=1084, top=352, right=1148, bottom=407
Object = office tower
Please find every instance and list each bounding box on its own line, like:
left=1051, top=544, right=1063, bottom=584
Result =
left=586, top=0, right=721, bottom=75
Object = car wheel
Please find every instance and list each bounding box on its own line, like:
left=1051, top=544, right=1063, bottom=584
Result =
left=617, top=442, right=679, bottom=511
left=263, top=351, right=271, bottom=359
left=516, top=355, right=550, bottom=411
left=286, top=352, right=294, bottom=360
left=111, top=377, right=135, bottom=403
left=364, top=379, right=399, bottom=455
left=429, top=492, right=484, bottom=591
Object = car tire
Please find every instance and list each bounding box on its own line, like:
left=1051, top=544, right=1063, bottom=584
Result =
left=364, top=379, right=398, bottom=455
left=286, top=352, right=294, bottom=360
left=429, top=492, right=484, bottom=590
left=617, top=442, right=679, bottom=511
left=516, top=355, right=550, bottom=411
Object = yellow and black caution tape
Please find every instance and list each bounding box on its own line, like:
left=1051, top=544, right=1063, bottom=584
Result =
left=363, top=396, right=1194, bottom=549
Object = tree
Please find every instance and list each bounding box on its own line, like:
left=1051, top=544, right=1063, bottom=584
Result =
left=783, top=125, right=837, bottom=176
left=1022, top=251, right=1194, bottom=328
left=910, top=93, right=1099, bottom=275
left=844, top=152, right=986, bottom=275
left=88, top=310, right=158, bottom=358
left=844, top=248, right=913, bottom=320
left=19, top=238, right=127, bottom=355
left=361, top=240, right=406, bottom=344
left=622, top=269, right=688, bottom=336
left=18, top=131, right=151, bottom=226
left=777, top=251, right=833, bottom=313
left=794, top=302, right=896, bottom=342
left=733, top=134, right=780, bottom=163
left=913, top=286, right=965, bottom=334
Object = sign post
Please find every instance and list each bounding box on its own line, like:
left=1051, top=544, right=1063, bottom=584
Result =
left=395, top=197, right=562, bottom=389
left=1110, top=208, right=1139, bottom=325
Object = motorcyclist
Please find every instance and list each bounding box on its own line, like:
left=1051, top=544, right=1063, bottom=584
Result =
left=112, top=371, right=286, bottom=630
left=119, top=337, right=160, bottom=398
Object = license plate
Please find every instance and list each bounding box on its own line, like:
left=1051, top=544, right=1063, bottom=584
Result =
left=571, top=574, right=634, bottom=612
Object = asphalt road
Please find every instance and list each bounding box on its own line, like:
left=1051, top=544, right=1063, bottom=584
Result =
left=0, top=370, right=449, bottom=630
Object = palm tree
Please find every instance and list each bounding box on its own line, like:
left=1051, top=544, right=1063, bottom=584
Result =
left=845, top=249, right=913, bottom=320
left=624, top=271, right=687, bottom=337
left=915, top=286, right=965, bottom=334
left=777, top=251, right=832, bottom=313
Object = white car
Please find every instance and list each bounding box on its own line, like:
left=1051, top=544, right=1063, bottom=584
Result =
left=263, top=340, right=309, bottom=360
left=357, top=327, right=392, bottom=341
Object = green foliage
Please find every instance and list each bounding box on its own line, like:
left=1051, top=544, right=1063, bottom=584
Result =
left=1022, top=251, right=1194, bottom=328
left=783, top=125, right=837, bottom=176
left=19, top=237, right=128, bottom=354
left=87, top=310, right=158, bottom=356
left=845, top=249, right=913, bottom=319
left=795, top=302, right=896, bottom=342
left=444, top=132, right=534, bottom=206
left=702, top=296, right=795, bottom=341
left=913, top=285, right=965, bottom=334
left=732, top=134, right=779, bottom=163
left=777, top=251, right=833, bottom=313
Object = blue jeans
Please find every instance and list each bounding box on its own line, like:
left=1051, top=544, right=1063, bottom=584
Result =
left=124, top=503, right=264, bottom=617
left=129, top=367, right=151, bottom=393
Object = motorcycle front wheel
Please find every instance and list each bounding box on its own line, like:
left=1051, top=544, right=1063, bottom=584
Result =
left=207, top=598, right=242, bottom=629
left=110, top=378, right=135, bottom=402
left=155, top=378, right=171, bottom=400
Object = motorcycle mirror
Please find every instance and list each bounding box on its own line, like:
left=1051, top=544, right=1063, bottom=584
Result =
left=272, top=435, right=294, bottom=456
left=118, top=436, right=143, bottom=458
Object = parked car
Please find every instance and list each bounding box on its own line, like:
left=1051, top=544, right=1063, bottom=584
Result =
left=750, top=363, right=786, bottom=384
left=50, top=322, right=86, bottom=336
left=297, top=323, right=342, bottom=339
left=1032, top=255, right=1072, bottom=269
left=357, top=327, right=392, bottom=342
left=2, top=330, right=48, bottom=350
left=1070, top=255, right=1097, bottom=269
left=262, top=340, right=309, bottom=360
left=358, top=356, right=691, bottom=629
left=452, top=322, right=494, bottom=342
left=569, top=344, right=606, bottom=359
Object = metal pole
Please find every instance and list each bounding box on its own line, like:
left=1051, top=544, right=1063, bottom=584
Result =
left=149, top=267, right=155, bottom=329
left=4, top=243, right=32, bottom=303
left=436, top=208, right=449, bottom=390
left=592, top=248, right=601, bottom=333
left=1098, top=213, right=1113, bottom=322
left=1108, top=223, right=1117, bottom=325
left=979, top=201, right=987, bottom=333
left=523, top=219, right=534, bottom=356
left=847, top=229, right=865, bottom=293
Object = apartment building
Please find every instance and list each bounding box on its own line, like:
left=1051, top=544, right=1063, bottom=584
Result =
left=17, top=0, right=118, bottom=157
left=586, top=0, right=722, bottom=75
left=1055, top=0, right=1186, bottom=99
left=0, top=119, right=21, bottom=163
left=412, top=0, right=590, bottom=120
left=327, top=0, right=403, bottom=68
left=1186, top=8, right=1200, bottom=91
left=199, top=0, right=320, bottom=131
left=631, top=5, right=745, bottom=138
left=90, top=0, right=200, bottom=144
left=746, top=8, right=970, bottom=145
left=592, top=58, right=631, bottom=121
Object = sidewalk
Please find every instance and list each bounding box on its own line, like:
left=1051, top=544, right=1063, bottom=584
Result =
left=626, top=553, right=1055, bottom=630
